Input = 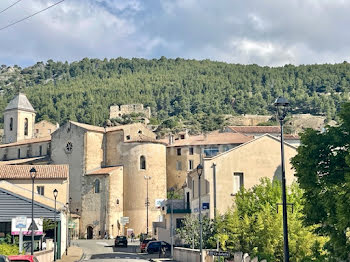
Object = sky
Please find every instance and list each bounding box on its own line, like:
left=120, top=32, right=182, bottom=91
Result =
left=1, top=0, right=350, bottom=67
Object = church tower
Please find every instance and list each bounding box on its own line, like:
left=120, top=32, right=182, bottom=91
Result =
left=3, top=93, right=36, bottom=144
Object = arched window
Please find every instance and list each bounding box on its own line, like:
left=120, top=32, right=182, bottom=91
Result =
left=140, top=155, right=146, bottom=170
left=10, top=118, right=13, bottom=131
left=24, top=118, right=28, bottom=136
left=94, top=179, right=100, bottom=193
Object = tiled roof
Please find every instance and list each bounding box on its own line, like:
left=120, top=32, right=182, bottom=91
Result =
left=0, top=156, right=48, bottom=165
left=125, top=134, right=167, bottom=145
left=167, top=132, right=253, bottom=147
left=5, top=93, right=35, bottom=112
left=86, top=166, right=122, bottom=175
left=283, top=134, right=300, bottom=140
left=0, top=165, right=68, bottom=180
left=227, top=126, right=281, bottom=133
left=0, top=136, right=51, bottom=148
left=69, top=121, right=105, bottom=132
left=70, top=121, right=147, bottom=133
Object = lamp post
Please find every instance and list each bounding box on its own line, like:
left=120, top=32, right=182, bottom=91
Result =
left=69, top=197, right=72, bottom=247
left=53, top=189, right=58, bottom=262
left=144, top=176, right=151, bottom=236
left=169, top=187, right=175, bottom=258
left=274, top=97, right=290, bottom=262
left=30, top=167, right=37, bottom=255
left=196, top=164, right=203, bottom=262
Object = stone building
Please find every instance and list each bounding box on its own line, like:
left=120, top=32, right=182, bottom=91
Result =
left=34, top=120, right=59, bottom=138
left=165, top=131, right=253, bottom=190
left=109, top=104, right=151, bottom=119
left=187, top=134, right=297, bottom=219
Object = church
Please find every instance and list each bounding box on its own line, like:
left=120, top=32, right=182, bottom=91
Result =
left=0, top=93, right=167, bottom=238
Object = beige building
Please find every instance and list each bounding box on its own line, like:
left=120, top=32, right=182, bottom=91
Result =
left=186, top=134, right=297, bottom=219
left=34, top=120, right=59, bottom=138
left=50, top=121, right=166, bottom=237
left=0, top=164, right=69, bottom=205
left=109, top=104, right=151, bottom=119
left=166, top=131, right=253, bottom=190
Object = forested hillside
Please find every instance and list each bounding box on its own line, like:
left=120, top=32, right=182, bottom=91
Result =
left=0, top=57, right=349, bottom=132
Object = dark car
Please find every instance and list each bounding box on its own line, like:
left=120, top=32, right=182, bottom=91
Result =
left=0, top=255, right=9, bottom=262
left=114, top=236, right=127, bottom=247
left=140, top=238, right=156, bottom=253
left=146, top=241, right=171, bottom=254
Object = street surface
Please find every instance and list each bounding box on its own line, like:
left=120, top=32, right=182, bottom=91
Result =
left=73, top=239, right=168, bottom=261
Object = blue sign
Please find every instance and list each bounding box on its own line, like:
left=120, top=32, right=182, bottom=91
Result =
left=202, top=203, right=209, bottom=210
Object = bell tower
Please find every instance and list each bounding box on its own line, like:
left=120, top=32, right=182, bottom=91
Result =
left=3, top=93, right=36, bottom=144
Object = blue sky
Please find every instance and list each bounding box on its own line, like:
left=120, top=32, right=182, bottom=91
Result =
left=1, top=0, right=350, bottom=67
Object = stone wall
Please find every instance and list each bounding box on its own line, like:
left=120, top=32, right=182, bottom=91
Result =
left=109, top=104, right=151, bottom=119
left=34, top=120, right=58, bottom=138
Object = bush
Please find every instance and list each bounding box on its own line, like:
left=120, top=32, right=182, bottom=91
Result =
left=0, top=243, right=19, bottom=255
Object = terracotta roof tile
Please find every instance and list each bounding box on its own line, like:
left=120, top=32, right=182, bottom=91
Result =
left=0, top=165, right=68, bottom=180
left=0, top=136, right=51, bottom=148
left=167, top=132, right=253, bottom=147
left=125, top=134, right=167, bottom=145
left=283, top=134, right=300, bottom=140
left=0, top=156, right=48, bottom=165
left=227, top=126, right=281, bottom=134
left=86, top=166, right=122, bottom=175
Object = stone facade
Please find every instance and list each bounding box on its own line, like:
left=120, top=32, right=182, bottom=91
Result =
left=34, top=120, right=59, bottom=138
left=187, top=135, right=297, bottom=219
left=109, top=104, right=151, bottom=119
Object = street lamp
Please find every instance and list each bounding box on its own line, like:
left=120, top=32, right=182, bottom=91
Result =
left=30, top=167, right=37, bottom=255
left=169, top=187, right=175, bottom=258
left=144, top=176, right=151, bottom=236
left=53, top=189, right=58, bottom=262
left=274, top=97, right=290, bottom=262
left=196, top=164, right=203, bottom=262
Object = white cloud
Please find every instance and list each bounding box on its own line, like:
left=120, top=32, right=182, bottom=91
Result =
left=1, top=0, right=350, bottom=66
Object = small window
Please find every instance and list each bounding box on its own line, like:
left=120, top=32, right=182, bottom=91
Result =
left=24, top=118, right=28, bottom=136
left=37, top=186, right=44, bottom=196
left=94, top=179, right=100, bottom=193
left=138, top=130, right=142, bottom=134
left=189, top=147, right=194, bottom=155
left=39, top=145, right=42, bottom=156
left=140, top=155, right=146, bottom=170
left=176, top=161, right=182, bottom=170
left=10, top=117, right=13, bottom=131
left=126, top=135, right=131, bottom=140
left=188, top=160, right=194, bottom=170
left=233, top=172, right=244, bottom=195
left=180, top=135, right=185, bottom=139
left=204, top=147, right=219, bottom=157
left=17, top=149, right=20, bottom=159
left=177, top=148, right=181, bottom=156
left=36, top=129, right=39, bottom=133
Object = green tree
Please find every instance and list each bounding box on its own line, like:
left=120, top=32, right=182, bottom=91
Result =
left=291, top=102, right=350, bottom=260
left=217, top=179, right=328, bottom=261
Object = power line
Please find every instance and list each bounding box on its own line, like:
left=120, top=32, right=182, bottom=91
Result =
left=0, top=0, right=65, bottom=32
left=0, top=0, right=22, bottom=15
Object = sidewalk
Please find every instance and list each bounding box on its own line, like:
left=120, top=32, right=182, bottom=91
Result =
left=57, top=246, right=83, bottom=262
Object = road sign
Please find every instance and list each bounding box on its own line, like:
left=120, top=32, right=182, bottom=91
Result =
left=11, top=218, right=43, bottom=235
left=208, top=251, right=230, bottom=257
left=120, top=217, right=129, bottom=225
left=15, top=216, right=27, bottom=229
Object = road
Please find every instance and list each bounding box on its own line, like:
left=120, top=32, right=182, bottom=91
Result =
left=73, top=239, right=168, bottom=262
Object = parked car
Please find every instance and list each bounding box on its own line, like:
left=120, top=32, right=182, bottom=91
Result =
left=0, top=255, right=9, bottom=262
left=114, top=236, right=128, bottom=247
left=140, top=238, right=156, bottom=253
left=146, top=240, right=171, bottom=254
left=8, top=255, right=39, bottom=262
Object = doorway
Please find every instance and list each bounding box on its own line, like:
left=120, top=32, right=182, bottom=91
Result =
left=87, top=226, right=93, bottom=239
